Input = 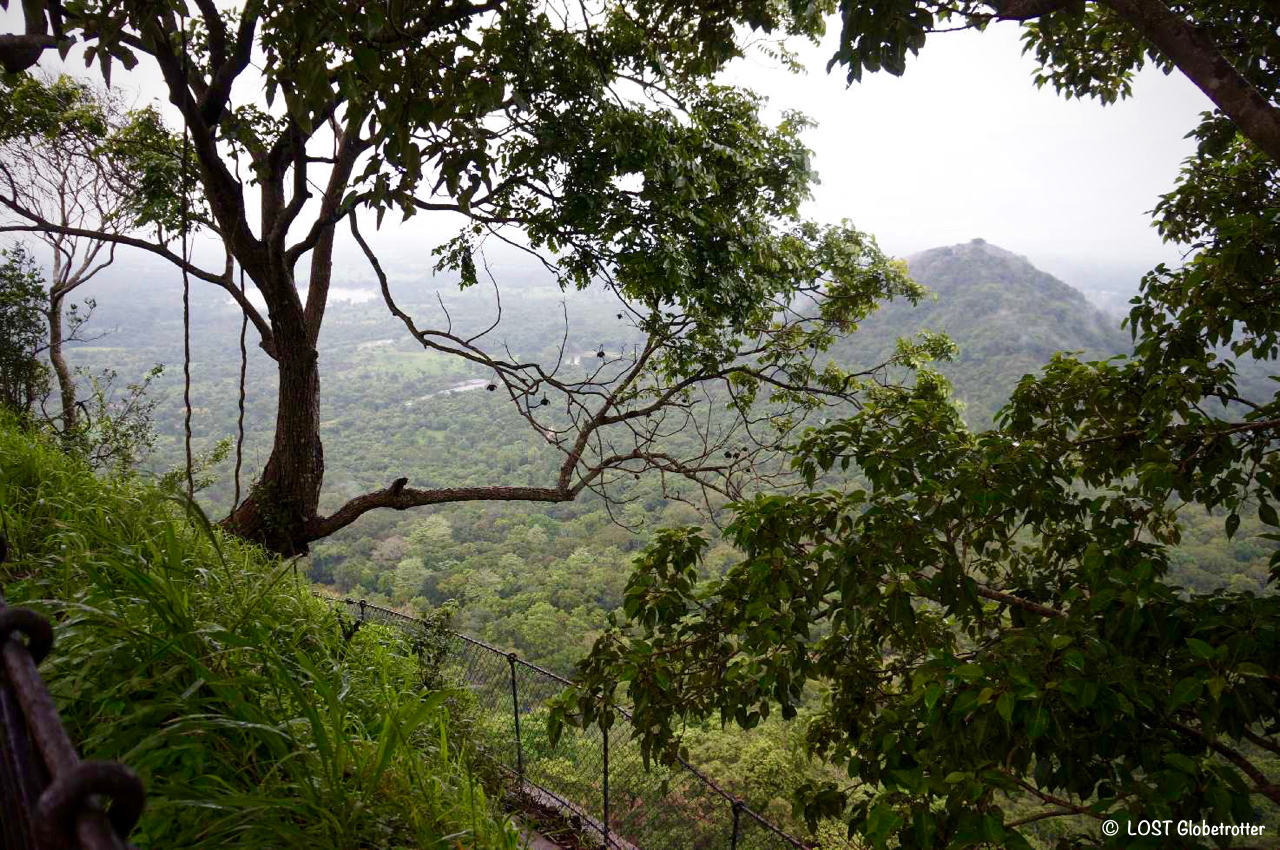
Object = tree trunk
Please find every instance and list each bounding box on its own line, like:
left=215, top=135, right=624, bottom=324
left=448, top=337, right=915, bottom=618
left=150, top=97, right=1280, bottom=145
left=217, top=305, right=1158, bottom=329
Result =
left=206, top=112, right=369, bottom=557
left=47, top=289, right=76, bottom=436
left=222, top=292, right=324, bottom=557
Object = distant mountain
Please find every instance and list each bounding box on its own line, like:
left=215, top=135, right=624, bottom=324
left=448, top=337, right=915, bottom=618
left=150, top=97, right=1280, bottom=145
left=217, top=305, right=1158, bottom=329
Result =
left=830, top=238, right=1132, bottom=429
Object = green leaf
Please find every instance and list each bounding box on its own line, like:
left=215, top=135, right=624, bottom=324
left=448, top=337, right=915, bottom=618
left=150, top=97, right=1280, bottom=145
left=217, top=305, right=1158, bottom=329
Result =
left=1169, top=676, right=1203, bottom=709
left=982, top=813, right=1006, bottom=844
left=1026, top=702, right=1049, bottom=739
left=997, top=692, right=1015, bottom=724
left=1185, top=638, right=1215, bottom=660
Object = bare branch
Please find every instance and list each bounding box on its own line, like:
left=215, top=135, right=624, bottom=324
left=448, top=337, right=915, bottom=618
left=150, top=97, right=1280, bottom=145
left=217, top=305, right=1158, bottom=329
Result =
left=309, top=482, right=574, bottom=539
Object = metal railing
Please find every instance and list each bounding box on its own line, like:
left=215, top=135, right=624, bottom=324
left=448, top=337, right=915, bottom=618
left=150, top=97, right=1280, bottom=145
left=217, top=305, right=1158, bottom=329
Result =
left=0, top=534, right=146, bottom=850
left=328, top=596, right=811, bottom=850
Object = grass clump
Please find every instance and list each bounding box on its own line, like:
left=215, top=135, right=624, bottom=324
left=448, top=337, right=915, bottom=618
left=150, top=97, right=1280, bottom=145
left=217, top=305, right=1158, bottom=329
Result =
left=0, top=416, right=519, bottom=848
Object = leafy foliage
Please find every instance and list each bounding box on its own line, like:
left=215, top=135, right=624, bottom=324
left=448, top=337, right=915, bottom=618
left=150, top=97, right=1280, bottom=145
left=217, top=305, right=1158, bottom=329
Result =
left=0, top=243, right=48, bottom=415
left=0, top=72, right=195, bottom=235
left=8, top=0, right=1278, bottom=844
left=63, top=363, right=166, bottom=475
left=4, top=0, right=943, bottom=556
left=101, top=104, right=204, bottom=236
left=60, top=221, right=1280, bottom=845
left=0, top=72, right=107, bottom=139
left=553, top=14, right=1280, bottom=845
left=558, top=356, right=1280, bottom=845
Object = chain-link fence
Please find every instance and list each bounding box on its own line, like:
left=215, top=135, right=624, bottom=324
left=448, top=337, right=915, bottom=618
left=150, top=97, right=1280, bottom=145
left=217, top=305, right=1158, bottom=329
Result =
left=0, top=535, right=145, bottom=850
left=328, top=597, right=811, bottom=850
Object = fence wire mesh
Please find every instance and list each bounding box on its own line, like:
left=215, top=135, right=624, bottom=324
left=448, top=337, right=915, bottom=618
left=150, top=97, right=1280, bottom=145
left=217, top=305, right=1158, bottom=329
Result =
left=326, top=597, right=810, bottom=850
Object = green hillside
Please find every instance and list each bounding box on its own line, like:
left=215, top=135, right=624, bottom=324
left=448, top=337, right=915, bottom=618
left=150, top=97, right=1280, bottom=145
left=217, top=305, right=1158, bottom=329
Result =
left=0, top=415, right=517, bottom=848
left=831, top=238, right=1132, bottom=428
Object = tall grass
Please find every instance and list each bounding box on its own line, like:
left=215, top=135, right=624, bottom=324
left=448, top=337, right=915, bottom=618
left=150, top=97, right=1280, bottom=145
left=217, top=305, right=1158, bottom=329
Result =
left=0, top=417, right=519, bottom=848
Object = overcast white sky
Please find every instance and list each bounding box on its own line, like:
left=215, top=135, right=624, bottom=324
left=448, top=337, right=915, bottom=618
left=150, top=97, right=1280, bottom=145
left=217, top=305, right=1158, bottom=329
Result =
left=723, top=24, right=1207, bottom=282
left=3, top=9, right=1211, bottom=295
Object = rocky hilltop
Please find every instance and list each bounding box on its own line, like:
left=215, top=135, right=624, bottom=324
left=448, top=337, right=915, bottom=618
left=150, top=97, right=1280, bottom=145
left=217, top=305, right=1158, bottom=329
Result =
left=830, top=238, right=1132, bottom=428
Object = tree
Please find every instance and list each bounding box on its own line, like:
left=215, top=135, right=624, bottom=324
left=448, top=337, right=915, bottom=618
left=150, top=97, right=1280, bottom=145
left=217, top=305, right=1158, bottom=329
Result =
left=392, top=557, right=430, bottom=604
left=2, top=0, right=931, bottom=557
left=0, top=73, right=190, bottom=472
left=558, top=8, right=1280, bottom=850
left=0, top=73, right=130, bottom=436
left=408, top=515, right=454, bottom=562
left=3, top=4, right=1267, bottom=562
left=0, top=243, right=48, bottom=416
left=563, top=369, right=1280, bottom=846
left=332, top=558, right=368, bottom=594
left=74, top=363, right=167, bottom=474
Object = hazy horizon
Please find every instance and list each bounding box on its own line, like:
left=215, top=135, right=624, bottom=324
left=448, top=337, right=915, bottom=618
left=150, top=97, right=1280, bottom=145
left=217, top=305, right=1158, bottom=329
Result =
left=2, top=6, right=1211, bottom=313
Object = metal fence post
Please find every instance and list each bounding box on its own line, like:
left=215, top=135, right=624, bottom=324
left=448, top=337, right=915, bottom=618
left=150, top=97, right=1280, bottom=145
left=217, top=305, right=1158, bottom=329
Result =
left=507, top=653, right=524, bottom=786
left=314, top=595, right=814, bottom=849
left=602, top=719, right=610, bottom=847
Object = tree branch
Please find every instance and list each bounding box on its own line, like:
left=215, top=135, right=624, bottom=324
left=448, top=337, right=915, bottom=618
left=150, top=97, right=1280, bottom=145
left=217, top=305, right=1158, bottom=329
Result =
left=1100, top=0, right=1280, bottom=163
left=1002, top=772, right=1101, bottom=819
left=975, top=584, right=1065, bottom=618
left=1241, top=728, right=1280, bottom=758
left=0, top=218, right=275, bottom=356
left=294, top=110, right=371, bottom=345
left=192, top=0, right=227, bottom=68
left=198, top=0, right=260, bottom=126
left=989, top=0, right=1074, bottom=20
left=0, top=33, right=57, bottom=73
left=1005, top=809, right=1078, bottom=828
left=1074, top=417, right=1280, bottom=447
left=308, top=482, right=574, bottom=539
left=362, top=0, right=506, bottom=44
left=140, top=14, right=264, bottom=275
left=1170, top=721, right=1280, bottom=807
left=0, top=0, right=59, bottom=72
